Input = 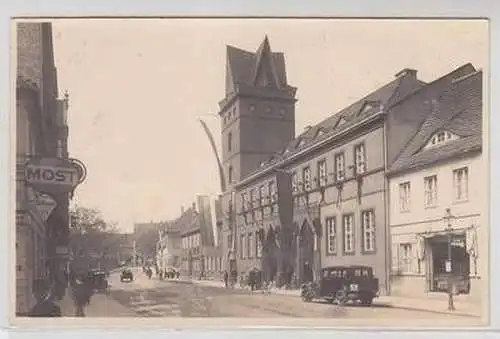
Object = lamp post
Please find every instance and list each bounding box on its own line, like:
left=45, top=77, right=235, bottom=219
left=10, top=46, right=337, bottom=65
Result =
left=443, top=208, right=456, bottom=311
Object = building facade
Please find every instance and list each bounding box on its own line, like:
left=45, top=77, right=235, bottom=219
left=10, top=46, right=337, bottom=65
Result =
left=178, top=197, right=223, bottom=279
left=388, top=70, right=483, bottom=302
left=156, top=222, right=182, bottom=272
left=217, top=36, right=480, bottom=295
left=16, top=22, right=72, bottom=314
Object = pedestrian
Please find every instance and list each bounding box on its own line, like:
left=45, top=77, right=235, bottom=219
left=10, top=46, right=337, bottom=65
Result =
left=28, top=278, right=62, bottom=317
left=70, top=273, right=94, bottom=317
left=248, top=269, right=256, bottom=291
left=223, top=271, right=229, bottom=288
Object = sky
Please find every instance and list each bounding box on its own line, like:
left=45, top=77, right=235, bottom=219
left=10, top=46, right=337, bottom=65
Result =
left=51, top=18, right=488, bottom=233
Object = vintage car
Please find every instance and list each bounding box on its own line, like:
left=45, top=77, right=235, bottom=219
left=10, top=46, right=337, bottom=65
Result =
left=88, top=270, right=110, bottom=294
left=120, top=268, right=134, bottom=282
left=301, top=265, right=379, bottom=305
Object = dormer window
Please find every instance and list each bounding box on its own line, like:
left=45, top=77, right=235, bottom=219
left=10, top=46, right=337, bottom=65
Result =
left=335, top=116, right=347, bottom=128
left=424, top=130, right=459, bottom=149
left=315, top=128, right=326, bottom=139
left=297, top=139, right=306, bottom=148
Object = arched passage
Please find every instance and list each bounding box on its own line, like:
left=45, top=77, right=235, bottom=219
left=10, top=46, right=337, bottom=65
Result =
left=298, top=220, right=315, bottom=283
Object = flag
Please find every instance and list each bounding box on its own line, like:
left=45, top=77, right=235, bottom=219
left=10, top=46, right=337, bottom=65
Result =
left=199, top=119, right=226, bottom=193
left=197, top=195, right=216, bottom=247
left=276, top=170, right=293, bottom=231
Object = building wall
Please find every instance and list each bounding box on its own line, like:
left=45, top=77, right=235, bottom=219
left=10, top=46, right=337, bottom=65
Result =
left=226, top=121, right=390, bottom=291
left=389, top=152, right=484, bottom=301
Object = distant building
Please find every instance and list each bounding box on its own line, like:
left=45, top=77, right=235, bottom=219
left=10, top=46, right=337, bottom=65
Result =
left=16, top=22, right=71, bottom=314
left=156, top=222, right=182, bottom=271
left=216, top=36, right=481, bottom=295
left=388, top=70, right=483, bottom=301
left=177, top=196, right=223, bottom=279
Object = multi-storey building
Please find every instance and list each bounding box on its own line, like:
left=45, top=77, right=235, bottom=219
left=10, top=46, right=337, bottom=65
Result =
left=16, top=22, right=72, bottom=314
left=179, top=196, right=223, bottom=279
left=217, top=36, right=480, bottom=295
left=156, top=221, right=182, bottom=272
left=388, top=70, right=484, bottom=302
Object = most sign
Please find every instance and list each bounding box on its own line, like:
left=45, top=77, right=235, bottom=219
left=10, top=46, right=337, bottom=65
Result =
left=25, top=164, right=79, bottom=186
left=24, top=157, right=85, bottom=195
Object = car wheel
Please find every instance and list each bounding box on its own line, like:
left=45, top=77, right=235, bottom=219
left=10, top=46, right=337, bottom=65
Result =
left=361, top=297, right=373, bottom=306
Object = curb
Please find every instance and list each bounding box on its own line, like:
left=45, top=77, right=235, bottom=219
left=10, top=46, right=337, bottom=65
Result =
left=380, top=303, right=480, bottom=318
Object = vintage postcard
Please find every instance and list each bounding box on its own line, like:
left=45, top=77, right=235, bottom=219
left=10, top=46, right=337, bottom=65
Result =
left=10, top=17, right=489, bottom=329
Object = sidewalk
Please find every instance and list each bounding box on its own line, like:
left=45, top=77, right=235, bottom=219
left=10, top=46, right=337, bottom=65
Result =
left=175, top=278, right=482, bottom=317
left=57, top=292, right=137, bottom=317
left=377, top=294, right=482, bottom=318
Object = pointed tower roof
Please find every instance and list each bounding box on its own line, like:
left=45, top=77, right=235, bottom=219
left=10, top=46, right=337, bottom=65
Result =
left=252, top=35, right=281, bottom=88
left=224, top=35, right=291, bottom=95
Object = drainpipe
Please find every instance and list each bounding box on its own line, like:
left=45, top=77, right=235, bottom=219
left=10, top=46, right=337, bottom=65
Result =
left=382, top=109, right=391, bottom=296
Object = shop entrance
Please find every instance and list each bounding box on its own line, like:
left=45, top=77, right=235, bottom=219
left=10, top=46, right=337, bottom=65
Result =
left=428, top=233, right=470, bottom=294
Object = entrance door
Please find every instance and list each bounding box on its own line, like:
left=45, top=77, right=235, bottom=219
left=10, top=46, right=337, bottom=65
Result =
left=429, top=234, right=470, bottom=294
left=298, top=221, right=314, bottom=283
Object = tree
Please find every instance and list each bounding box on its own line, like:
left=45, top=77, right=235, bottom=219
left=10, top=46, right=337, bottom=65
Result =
left=69, top=205, right=120, bottom=272
left=70, top=205, right=118, bottom=235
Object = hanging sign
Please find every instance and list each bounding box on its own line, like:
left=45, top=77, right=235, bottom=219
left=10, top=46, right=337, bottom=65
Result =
left=24, top=157, right=87, bottom=195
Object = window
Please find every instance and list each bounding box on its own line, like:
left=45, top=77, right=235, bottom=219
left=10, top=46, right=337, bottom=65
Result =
left=318, top=159, right=327, bottom=187
left=361, top=210, right=376, bottom=252
left=424, top=130, right=459, bottom=149
left=241, top=193, right=248, bottom=212
left=248, top=233, right=254, bottom=258
left=228, top=132, right=232, bottom=152
left=343, top=214, right=354, bottom=254
left=259, top=185, right=266, bottom=206
left=240, top=234, right=246, bottom=259
left=303, top=166, right=311, bottom=191
left=424, top=175, right=438, bottom=207
left=453, top=167, right=469, bottom=201
left=335, top=153, right=345, bottom=181
left=399, top=243, right=412, bottom=273
left=354, top=144, right=366, bottom=174
left=399, top=182, right=411, bottom=212
left=256, top=232, right=263, bottom=258
left=228, top=166, right=234, bottom=184
left=325, top=217, right=336, bottom=255
left=292, top=172, right=298, bottom=192
left=269, top=181, right=276, bottom=202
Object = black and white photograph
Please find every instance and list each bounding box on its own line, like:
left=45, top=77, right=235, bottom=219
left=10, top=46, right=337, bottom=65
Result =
left=11, top=17, right=489, bottom=328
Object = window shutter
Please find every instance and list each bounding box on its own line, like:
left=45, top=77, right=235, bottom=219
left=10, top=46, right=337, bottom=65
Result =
left=391, top=243, right=399, bottom=274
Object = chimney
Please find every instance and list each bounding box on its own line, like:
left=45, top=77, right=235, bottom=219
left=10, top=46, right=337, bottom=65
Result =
left=395, top=68, right=417, bottom=78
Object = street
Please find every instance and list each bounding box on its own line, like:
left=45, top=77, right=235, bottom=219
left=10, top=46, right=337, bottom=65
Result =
left=103, top=270, right=478, bottom=320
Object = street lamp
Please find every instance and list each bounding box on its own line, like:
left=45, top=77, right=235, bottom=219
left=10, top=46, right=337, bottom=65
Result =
left=443, top=208, right=456, bottom=311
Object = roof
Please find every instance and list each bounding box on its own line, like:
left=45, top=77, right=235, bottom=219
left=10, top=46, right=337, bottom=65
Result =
left=225, top=36, right=291, bottom=95
left=389, top=70, right=482, bottom=174
left=170, top=207, right=200, bottom=236
left=245, top=70, right=426, bottom=177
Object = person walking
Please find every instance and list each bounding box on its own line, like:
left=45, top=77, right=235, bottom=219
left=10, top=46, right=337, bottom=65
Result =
left=223, top=271, right=229, bottom=288
left=70, top=272, right=94, bottom=317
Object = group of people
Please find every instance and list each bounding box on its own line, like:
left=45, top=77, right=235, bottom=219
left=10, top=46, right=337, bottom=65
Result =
left=28, top=269, right=96, bottom=317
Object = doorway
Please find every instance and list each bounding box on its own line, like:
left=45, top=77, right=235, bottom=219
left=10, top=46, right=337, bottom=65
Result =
left=298, top=221, right=314, bottom=283
left=428, top=234, right=470, bottom=294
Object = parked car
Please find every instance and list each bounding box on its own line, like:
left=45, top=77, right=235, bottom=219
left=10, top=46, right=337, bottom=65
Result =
left=301, top=265, right=379, bottom=305
left=120, top=268, right=134, bottom=282
left=88, top=270, right=110, bottom=294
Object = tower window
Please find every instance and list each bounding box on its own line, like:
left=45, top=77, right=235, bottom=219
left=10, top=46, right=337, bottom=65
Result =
left=228, top=132, right=232, bottom=152
left=228, top=166, right=234, bottom=184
